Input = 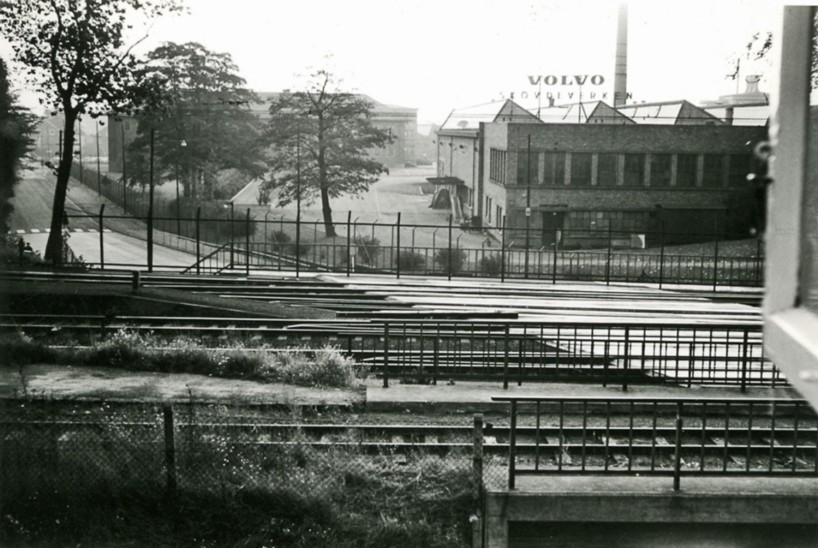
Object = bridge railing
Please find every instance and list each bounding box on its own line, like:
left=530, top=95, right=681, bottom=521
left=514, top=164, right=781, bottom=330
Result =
left=491, top=396, right=818, bottom=491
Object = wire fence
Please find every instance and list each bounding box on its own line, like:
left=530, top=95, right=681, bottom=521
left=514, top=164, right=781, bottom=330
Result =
left=0, top=400, right=476, bottom=491
left=0, top=399, right=483, bottom=545
left=68, top=163, right=764, bottom=287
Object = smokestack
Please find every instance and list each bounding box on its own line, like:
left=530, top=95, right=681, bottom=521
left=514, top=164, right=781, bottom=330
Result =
left=614, top=4, right=628, bottom=106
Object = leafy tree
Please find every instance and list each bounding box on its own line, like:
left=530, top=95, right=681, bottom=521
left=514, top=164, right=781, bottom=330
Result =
left=0, top=57, right=36, bottom=233
left=261, top=70, right=392, bottom=237
left=0, top=0, right=182, bottom=264
left=126, top=42, right=265, bottom=201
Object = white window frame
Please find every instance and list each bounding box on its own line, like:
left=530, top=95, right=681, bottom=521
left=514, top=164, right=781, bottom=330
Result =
left=765, top=6, right=818, bottom=408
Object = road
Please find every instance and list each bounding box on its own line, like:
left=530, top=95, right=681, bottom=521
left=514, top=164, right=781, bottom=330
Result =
left=9, top=165, right=197, bottom=269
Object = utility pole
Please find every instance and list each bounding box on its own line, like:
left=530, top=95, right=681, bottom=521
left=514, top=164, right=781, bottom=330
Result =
left=524, top=135, right=532, bottom=278
left=296, top=131, right=302, bottom=278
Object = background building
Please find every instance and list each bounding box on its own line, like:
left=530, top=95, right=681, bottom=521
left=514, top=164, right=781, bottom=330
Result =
left=435, top=96, right=769, bottom=248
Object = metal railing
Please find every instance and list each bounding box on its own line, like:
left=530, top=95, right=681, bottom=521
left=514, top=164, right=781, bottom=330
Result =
left=492, top=396, right=818, bottom=490
left=64, top=165, right=765, bottom=287
left=1, top=308, right=775, bottom=388
left=364, top=320, right=778, bottom=390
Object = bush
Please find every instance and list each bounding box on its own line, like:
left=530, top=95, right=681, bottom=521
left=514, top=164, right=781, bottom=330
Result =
left=0, top=332, right=60, bottom=367
left=354, top=236, right=380, bottom=265
left=268, top=230, right=307, bottom=257
left=396, top=250, right=426, bottom=271
left=79, top=330, right=152, bottom=369
left=434, top=247, right=466, bottom=275
left=274, top=347, right=366, bottom=388
left=479, top=253, right=503, bottom=276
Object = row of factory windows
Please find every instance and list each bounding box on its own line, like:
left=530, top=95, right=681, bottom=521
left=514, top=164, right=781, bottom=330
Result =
left=488, top=150, right=755, bottom=189
left=564, top=210, right=649, bottom=232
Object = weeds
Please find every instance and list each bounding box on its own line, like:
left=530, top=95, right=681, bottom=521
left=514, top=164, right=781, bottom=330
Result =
left=1, top=402, right=474, bottom=547
left=0, top=331, right=368, bottom=389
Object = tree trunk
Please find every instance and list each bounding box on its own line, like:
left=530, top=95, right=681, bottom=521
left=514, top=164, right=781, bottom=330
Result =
left=44, top=110, right=78, bottom=265
left=320, top=186, right=335, bottom=237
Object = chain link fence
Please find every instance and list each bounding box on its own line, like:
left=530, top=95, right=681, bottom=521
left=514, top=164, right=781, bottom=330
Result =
left=1, top=398, right=484, bottom=546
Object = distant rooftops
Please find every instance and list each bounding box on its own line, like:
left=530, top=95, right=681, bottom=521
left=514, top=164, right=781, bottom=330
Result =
left=439, top=95, right=769, bottom=132
left=252, top=91, right=417, bottom=118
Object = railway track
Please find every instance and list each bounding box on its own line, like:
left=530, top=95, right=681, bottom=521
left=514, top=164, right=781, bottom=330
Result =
left=5, top=415, right=816, bottom=469
left=1, top=270, right=763, bottom=319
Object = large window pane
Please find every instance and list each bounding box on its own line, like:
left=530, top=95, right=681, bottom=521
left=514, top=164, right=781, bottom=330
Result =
left=543, top=152, right=565, bottom=185
left=702, top=154, right=724, bottom=188
left=623, top=154, right=644, bottom=186
left=676, top=154, right=697, bottom=187
left=571, top=153, right=592, bottom=186
left=596, top=154, right=617, bottom=186
left=516, top=150, right=540, bottom=185
left=649, top=154, right=672, bottom=187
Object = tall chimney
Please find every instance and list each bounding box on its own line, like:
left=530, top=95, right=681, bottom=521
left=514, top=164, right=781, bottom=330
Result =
left=614, top=4, right=628, bottom=106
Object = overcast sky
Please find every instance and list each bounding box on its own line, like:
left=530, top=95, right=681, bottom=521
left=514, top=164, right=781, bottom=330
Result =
left=3, top=0, right=781, bottom=123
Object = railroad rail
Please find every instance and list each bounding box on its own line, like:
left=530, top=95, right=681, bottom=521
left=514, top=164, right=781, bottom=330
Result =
left=493, top=396, right=818, bottom=490
left=1, top=310, right=780, bottom=388
left=4, top=397, right=814, bottom=488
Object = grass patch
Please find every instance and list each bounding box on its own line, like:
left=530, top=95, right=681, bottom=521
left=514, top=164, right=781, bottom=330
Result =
left=1, top=402, right=474, bottom=547
left=0, top=331, right=367, bottom=389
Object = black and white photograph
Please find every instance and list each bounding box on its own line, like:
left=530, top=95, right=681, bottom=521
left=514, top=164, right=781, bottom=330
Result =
left=1, top=1, right=817, bottom=546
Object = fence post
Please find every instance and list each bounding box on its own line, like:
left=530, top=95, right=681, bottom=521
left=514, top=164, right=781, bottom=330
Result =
left=396, top=212, right=402, bottom=279
left=658, top=220, right=665, bottom=289
left=346, top=211, right=352, bottom=277
left=503, top=324, right=510, bottom=390
left=295, top=211, right=301, bottom=278
left=99, top=204, right=105, bottom=270
left=712, top=219, right=720, bottom=291
left=606, top=223, right=612, bottom=285
left=383, top=322, right=390, bottom=388
left=673, top=402, right=683, bottom=491
left=163, top=404, right=178, bottom=499
left=447, top=214, right=453, bottom=281
left=131, top=271, right=140, bottom=293
left=245, top=208, right=251, bottom=276
left=500, top=216, right=506, bottom=282
left=509, top=400, right=517, bottom=490
left=740, top=329, right=750, bottom=393
left=623, top=326, right=630, bottom=392
left=195, top=207, right=201, bottom=275
left=433, top=336, right=439, bottom=385
left=473, top=414, right=484, bottom=502
left=147, top=128, right=155, bottom=273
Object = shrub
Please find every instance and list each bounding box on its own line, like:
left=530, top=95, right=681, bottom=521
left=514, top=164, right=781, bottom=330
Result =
left=354, top=236, right=379, bottom=265
left=479, top=253, right=503, bottom=276
left=396, top=250, right=426, bottom=271
left=268, top=230, right=307, bottom=257
left=434, top=247, right=466, bottom=275
left=80, top=330, right=152, bottom=369
left=214, top=350, right=267, bottom=378
left=0, top=332, right=60, bottom=367
left=274, top=347, right=365, bottom=388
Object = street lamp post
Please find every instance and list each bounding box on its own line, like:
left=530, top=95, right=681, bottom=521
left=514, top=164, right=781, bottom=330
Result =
left=295, top=132, right=301, bottom=278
